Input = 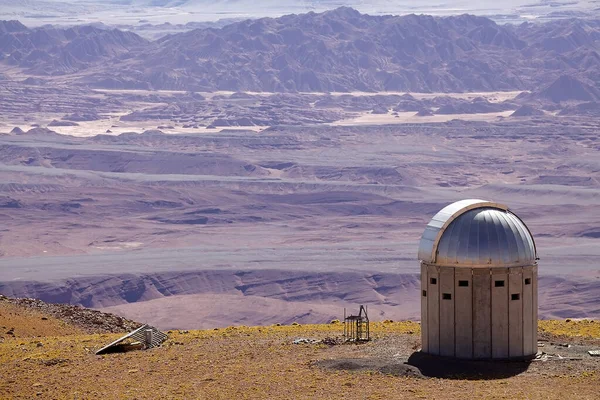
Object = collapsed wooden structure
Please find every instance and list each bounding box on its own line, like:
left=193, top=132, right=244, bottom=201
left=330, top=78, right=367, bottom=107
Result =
left=96, top=324, right=168, bottom=355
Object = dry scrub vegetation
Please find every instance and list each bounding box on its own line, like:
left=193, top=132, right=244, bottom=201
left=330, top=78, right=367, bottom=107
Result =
left=1, top=302, right=599, bottom=399
left=539, top=319, right=600, bottom=341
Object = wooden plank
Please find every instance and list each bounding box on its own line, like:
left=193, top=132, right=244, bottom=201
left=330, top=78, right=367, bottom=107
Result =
left=421, top=263, right=429, bottom=353
left=473, top=269, right=491, bottom=359
left=439, top=267, right=455, bottom=357
left=509, top=269, right=523, bottom=358
left=522, top=266, right=534, bottom=356
left=454, top=268, right=473, bottom=359
left=427, top=264, right=440, bottom=355
left=491, top=268, right=509, bottom=359
left=533, top=265, right=538, bottom=354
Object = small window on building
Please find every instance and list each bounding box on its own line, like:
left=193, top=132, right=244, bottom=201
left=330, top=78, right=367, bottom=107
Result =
left=525, top=278, right=532, bottom=285
left=458, top=280, right=469, bottom=287
left=442, top=293, right=452, bottom=300
left=511, top=294, right=520, bottom=301
left=422, top=290, right=427, bottom=297
left=430, top=278, right=437, bottom=285
left=495, top=280, right=505, bottom=287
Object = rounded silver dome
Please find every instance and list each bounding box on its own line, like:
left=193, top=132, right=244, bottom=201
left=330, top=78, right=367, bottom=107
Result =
left=418, top=199, right=537, bottom=267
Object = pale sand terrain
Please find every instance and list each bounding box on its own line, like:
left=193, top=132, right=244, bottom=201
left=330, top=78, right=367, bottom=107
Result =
left=330, top=110, right=515, bottom=126
left=18, top=90, right=521, bottom=138
left=0, top=117, right=599, bottom=328
left=47, top=122, right=268, bottom=138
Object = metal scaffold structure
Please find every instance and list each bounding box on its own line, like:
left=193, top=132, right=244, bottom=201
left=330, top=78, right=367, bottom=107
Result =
left=344, top=305, right=370, bottom=342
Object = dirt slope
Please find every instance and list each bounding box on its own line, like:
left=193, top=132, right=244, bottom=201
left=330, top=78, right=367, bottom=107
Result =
left=0, top=295, right=140, bottom=338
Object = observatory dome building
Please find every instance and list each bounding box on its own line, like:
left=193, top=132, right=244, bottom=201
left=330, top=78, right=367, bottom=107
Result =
left=418, top=199, right=538, bottom=360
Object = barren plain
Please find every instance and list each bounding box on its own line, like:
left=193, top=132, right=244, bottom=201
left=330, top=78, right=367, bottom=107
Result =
left=1, top=111, right=599, bottom=328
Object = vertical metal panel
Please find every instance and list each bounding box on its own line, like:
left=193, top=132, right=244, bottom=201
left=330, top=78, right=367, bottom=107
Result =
left=427, top=264, right=440, bottom=355
left=509, top=268, right=524, bottom=357
left=439, top=267, right=455, bottom=357
left=454, top=268, right=473, bottom=358
left=491, top=268, right=509, bottom=359
left=472, top=269, right=491, bottom=359
left=421, top=263, right=429, bottom=353
left=522, top=266, right=534, bottom=356
left=532, top=265, right=538, bottom=355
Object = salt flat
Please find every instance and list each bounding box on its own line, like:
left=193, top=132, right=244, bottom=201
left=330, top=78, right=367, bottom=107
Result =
left=330, top=110, right=515, bottom=126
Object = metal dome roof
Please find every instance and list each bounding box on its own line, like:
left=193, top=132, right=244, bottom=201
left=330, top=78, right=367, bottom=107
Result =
left=418, top=199, right=537, bottom=267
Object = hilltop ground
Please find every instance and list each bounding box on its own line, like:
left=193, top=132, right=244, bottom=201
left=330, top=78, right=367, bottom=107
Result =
left=1, top=297, right=599, bottom=399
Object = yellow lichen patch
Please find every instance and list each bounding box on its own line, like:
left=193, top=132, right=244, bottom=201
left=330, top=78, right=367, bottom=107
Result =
left=173, top=320, right=420, bottom=341
left=539, top=319, right=600, bottom=339
left=0, top=302, right=85, bottom=339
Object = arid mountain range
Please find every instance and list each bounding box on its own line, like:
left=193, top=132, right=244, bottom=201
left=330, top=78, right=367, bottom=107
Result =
left=1, top=8, right=600, bottom=93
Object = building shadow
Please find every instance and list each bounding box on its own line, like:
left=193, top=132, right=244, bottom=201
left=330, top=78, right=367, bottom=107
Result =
left=96, top=342, right=144, bottom=355
left=406, top=351, right=532, bottom=380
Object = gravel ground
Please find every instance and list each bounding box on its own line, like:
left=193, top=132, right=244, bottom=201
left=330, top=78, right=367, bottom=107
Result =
left=315, top=328, right=600, bottom=380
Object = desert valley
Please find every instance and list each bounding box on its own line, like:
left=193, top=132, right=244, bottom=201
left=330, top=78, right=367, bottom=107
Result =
left=1, top=6, right=600, bottom=329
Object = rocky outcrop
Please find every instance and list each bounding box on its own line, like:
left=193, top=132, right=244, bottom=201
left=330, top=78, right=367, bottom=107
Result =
left=510, top=105, right=545, bottom=117
left=558, top=101, right=600, bottom=116
left=537, top=76, right=600, bottom=103
left=0, top=294, right=140, bottom=333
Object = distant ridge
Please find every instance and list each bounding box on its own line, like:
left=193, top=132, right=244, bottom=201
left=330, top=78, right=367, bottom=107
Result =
left=1, top=9, right=600, bottom=93
left=0, top=20, right=26, bottom=33
left=538, top=75, right=600, bottom=103
left=0, top=22, right=148, bottom=74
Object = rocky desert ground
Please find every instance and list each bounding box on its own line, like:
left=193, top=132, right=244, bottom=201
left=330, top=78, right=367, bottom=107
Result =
left=1, top=295, right=599, bottom=399
left=1, top=7, right=599, bottom=329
